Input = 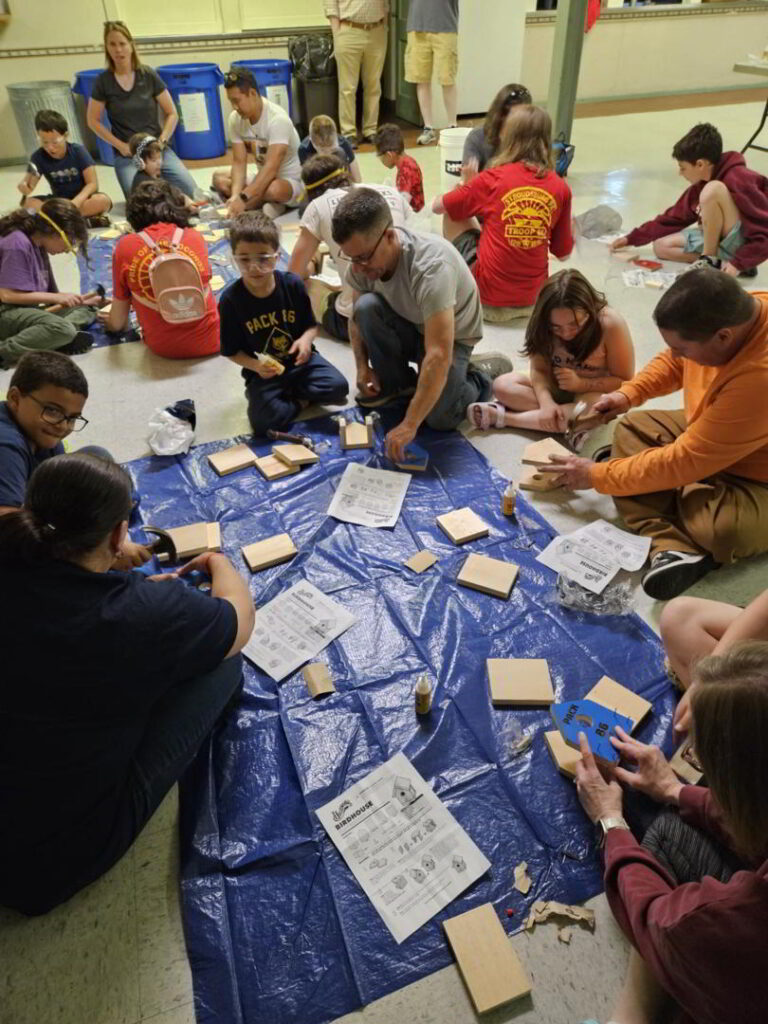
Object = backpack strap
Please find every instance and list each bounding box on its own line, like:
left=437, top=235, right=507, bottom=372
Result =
left=139, top=230, right=159, bottom=252
left=170, top=226, right=184, bottom=249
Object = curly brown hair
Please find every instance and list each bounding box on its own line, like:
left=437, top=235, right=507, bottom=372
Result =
left=125, top=179, right=191, bottom=232
left=0, top=198, right=89, bottom=258
left=301, top=153, right=351, bottom=198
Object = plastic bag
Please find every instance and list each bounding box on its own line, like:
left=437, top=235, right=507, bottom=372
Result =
left=289, top=35, right=336, bottom=79
left=573, top=204, right=623, bottom=240
left=147, top=399, right=196, bottom=456
left=555, top=574, right=633, bottom=616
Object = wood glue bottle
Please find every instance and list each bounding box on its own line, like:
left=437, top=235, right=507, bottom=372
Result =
left=415, top=673, right=432, bottom=715
left=502, top=483, right=517, bottom=516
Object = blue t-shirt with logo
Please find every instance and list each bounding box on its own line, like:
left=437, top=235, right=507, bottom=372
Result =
left=218, top=271, right=316, bottom=382
left=29, top=142, right=94, bottom=200
left=0, top=401, right=64, bottom=508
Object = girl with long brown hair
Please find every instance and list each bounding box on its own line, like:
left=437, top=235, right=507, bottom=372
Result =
left=468, top=268, right=635, bottom=432
left=461, top=82, right=532, bottom=172
left=434, top=105, right=573, bottom=313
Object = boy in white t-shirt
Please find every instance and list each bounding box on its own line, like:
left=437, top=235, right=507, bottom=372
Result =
left=288, top=153, right=411, bottom=341
left=212, top=68, right=303, bottom=217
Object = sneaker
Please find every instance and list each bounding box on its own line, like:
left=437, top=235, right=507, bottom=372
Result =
left=688, top=255, right=722, bottom=272
left=59, top=331, right=94, bottom=356
left=344, top=135, right=359, bottom=150
left=468, top=350, right=513, bottom=381
left=590, top=443, right=613, bottom=463
left=262, top=202, right=286, bottom=220
left=417, top=126, right=438, bottom=145
left=86, top=214, right=111, bottom=229
left=641, top=550, right=715, bottom=601
left=355, top=386, right=416, bottom=408
left=360, top=135, right=377, bottom=146
left=739, top=266, right=759, bottom=278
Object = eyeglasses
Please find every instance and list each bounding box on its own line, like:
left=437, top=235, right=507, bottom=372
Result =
left=337, top=224, right=390, bottom=266
left=26, top=394, right=88, bottom=432
left=233, top=253, right=279, bottom=269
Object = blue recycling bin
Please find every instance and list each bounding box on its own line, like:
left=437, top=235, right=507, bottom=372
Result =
left=72, top=68, right=114, bottom=166
left=231, top=59, right=293, bottom=120
left=156, top=63, right=227, bottom=159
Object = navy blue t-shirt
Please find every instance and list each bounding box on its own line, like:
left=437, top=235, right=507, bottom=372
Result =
left=298, top=135, right=356, bottom=167
left=30, top=143, right=94, bottom=201
left=218, top=270, right=316, bottom=382
left=0, top=401, right=64, bottom=508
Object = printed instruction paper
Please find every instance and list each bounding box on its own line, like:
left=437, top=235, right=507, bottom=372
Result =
left=536, top=519, right=651, bottom=594
left=243, top=581, right=356, bottom=681
left=328, top=463, right=411, bottom=528
left=316, top=752, right=491, bottom=944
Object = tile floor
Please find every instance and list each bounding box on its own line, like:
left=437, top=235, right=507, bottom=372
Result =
left=1, top=97, right=767, bottom=1024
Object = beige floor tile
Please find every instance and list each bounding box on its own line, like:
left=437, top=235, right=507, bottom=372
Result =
left=139, top=1001, right=197, bottom=1024
left=143, top=786, right=180, bottom=839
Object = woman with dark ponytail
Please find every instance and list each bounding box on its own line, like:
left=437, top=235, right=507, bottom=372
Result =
left=0, top=198, right=101, bottom=367
left=0, top=453, right=254, bottom=915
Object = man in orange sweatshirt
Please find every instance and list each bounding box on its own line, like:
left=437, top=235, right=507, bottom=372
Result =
left=545, top=269, right=768, bottom=600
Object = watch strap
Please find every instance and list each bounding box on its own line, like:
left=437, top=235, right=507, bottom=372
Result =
left=598, top=816, right=630, bottom=847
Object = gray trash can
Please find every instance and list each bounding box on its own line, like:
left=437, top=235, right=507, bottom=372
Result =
left=8, top=80, right=86, bottom=157
left=295, top=75, right=338, bottom=137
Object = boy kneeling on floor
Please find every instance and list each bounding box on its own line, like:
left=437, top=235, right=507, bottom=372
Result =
left=218, top=212, right=349, bottom=435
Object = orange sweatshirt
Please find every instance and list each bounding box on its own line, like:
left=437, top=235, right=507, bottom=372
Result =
left=590, top=294, right=768, bottom=497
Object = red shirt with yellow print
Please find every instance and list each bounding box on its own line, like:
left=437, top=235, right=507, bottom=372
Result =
left=113, top=222, right=220, bottom=358
left=442, top=162, right=573, bottom=307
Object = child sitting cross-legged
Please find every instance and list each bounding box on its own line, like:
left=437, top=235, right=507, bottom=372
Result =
left=298, top=114, right=361, bottom=183
left=468, top=269, right=635, bottom=434
left=218, top=212, right=349, bottom=436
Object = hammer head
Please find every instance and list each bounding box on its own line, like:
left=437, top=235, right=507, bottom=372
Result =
left=144, top=526, right=178, bottom=564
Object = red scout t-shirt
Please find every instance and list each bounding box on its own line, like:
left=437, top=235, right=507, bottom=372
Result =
left=113, top=223, right=220, bottom=358
left=442, top=162, right=573, bottom=307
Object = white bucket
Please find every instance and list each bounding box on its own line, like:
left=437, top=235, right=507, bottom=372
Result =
left=438, top=126, right=472, bottom=194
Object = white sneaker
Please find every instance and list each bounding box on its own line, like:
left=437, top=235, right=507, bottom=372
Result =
left=417, top=126, right=438, bottom=145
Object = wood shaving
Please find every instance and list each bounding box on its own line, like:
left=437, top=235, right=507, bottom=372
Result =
left=523, top=899, right=595, bottom=933
left=513, top=861, right=532, bottom=895
left=557, top=926, right=573, bottom=944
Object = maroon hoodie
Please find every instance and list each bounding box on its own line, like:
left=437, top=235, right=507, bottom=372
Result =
left=626, top=152, right=768, bottom=271
left=603, top=786, right=768, bottom=1024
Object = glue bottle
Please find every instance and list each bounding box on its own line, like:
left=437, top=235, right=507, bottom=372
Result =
left=502, top=482, right=517, bottom=517
left=414, top=673, right=432, bottom=715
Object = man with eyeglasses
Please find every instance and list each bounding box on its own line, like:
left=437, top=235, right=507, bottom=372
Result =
left=331, top=187, right=511, bottom=463
left=212, top=68, right=303, bottom=219
left=0, top=350, right=151, bottom=567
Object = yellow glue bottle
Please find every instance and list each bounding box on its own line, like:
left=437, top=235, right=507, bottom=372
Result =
left=414, top=673, right=432, bottom=715
left=502, top=482, right=517, bottom=516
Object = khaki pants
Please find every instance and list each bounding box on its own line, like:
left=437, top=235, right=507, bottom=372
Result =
left=334, top=22, right=388, bottom=139
left=611, top=409, right=768, bottom=563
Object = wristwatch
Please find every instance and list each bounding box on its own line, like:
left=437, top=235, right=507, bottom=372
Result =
left=238, top=191, right=249, bottom=204
left=598, top=816, right=630, bottom=847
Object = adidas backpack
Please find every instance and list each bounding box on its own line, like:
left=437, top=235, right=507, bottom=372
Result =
left=136, top=227, right=208, bottom=323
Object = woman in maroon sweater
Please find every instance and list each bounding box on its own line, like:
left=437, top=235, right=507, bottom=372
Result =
left=575, top=641, right=768, bottom=1024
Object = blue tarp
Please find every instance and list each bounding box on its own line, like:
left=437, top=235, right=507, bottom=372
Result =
left=125, top=417, right=676, bottom=1024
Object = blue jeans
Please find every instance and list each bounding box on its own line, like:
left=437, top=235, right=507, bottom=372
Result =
left=353, top=292, right=490, bottom=430
left=114, top=147, right=199, bottom=199
left=245, top=351, right=349, bottom=435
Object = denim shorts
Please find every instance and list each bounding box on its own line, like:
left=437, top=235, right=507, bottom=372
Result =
left=682, top=221, right=744, bottom=262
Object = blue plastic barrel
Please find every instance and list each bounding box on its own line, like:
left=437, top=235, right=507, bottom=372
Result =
left=72, top=68, right=114, bottom=166
left=231, top=59, right=293, bottom=120
left=156, top=63, right=226, bottom=159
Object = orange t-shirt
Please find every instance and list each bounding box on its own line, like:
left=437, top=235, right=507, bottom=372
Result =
left=591, top=294, right=768, bottom=496
left=113, top=223, right=220, bottom=359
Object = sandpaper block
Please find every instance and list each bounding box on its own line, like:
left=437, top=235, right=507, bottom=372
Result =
left=519, top=466, right=563, bottom=492
left=457, top=553, right=519, bottom=599
left=272, top=443, right=318, bottom=468
left=242, top=533, right=297, bottom=572
left=255, top=454, right=301, bottom=481
left=151, top=521, right=221, bottom=563
left=585, top=675, right=651, bottom=732
left=443, top=903, right=531, bottom=1014
left=436, top=507, right=489, bottom=545
left=404, top=550, right=438, bottom=574
left=488, top=658, right=553, bottom=706
left=302, top=662, right=335, bottom=698
left=670, top=739, right=703, bottom=784
left=340, top=417, right=373, bottom=450
left=522, top=437, right=571, bottom=467
left=551, top=699, right=634, bottom=766
left=208, top=443, right=257, bottom=476
left=394, top=441, right=429, bottom=472
left=544, top=729, right=580, bottom=779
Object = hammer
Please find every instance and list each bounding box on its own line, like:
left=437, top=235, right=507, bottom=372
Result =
left=143, top=526, right=178, bottom=565
left=44, top=282, right=106, bottom=315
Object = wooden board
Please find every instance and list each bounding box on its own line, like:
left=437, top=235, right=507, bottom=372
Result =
left=157, top=521, right=221, bottom=562
left=209, top=275, right=226, bottom=291
left=544, top=729, right=580, bottom=779
left=242, top=533, right=297, bottom=572
left=585, top=675, right=651, bottom=732
left=208, top=443, right=257, bottom=476
left=518, top=466, right=563, bottom=492
left=458, top=553, right=519, bottom=599
left=340, top=419, right=373, bottom=450
left=302, top=662, right=335, bottom=698
left=488, top=658, right=553, bottom=706
left=404, top=550, right=438, bottom=574
left=436, top=507, right=490, bottom=545
left=443, top=903, right=531, bottom=1014
left=670, top=739, right=704, bottom=784
left=522, top=437, right=571, bottom=466
left=272, top=443, right=318, bottom=467
left=254, top=454, right=301, bottom=481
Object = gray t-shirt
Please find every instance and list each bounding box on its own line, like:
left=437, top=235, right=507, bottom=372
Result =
left=407, top=0, right=459, bottom=33
left=91, top=67, right=167, bottom=148
left=462, top=127, right=494, bottom=172
left=349, top=228, right=482, bottom=344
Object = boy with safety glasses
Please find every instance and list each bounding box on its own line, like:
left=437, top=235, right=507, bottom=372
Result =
left=218, top=212, right=348, bottom=435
